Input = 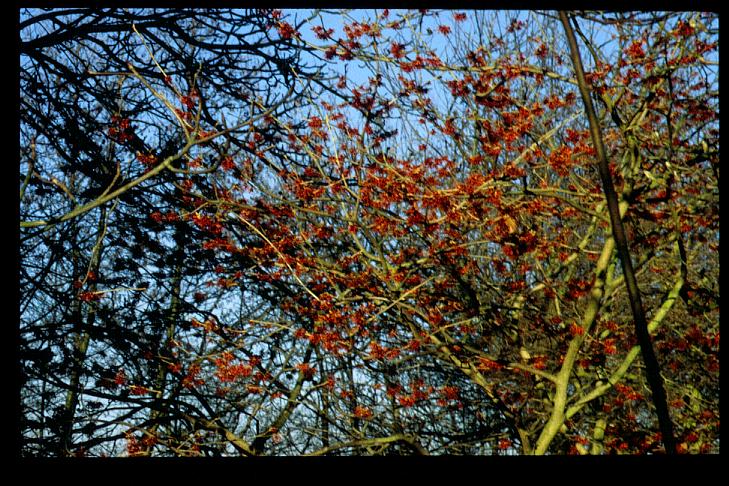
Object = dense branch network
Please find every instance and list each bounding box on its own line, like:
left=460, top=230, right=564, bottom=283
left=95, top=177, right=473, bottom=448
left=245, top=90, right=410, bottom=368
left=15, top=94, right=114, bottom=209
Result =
left=19, top=9, right=718, bottom=456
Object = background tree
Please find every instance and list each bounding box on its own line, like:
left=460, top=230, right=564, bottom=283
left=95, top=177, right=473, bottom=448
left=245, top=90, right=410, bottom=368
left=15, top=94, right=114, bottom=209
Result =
left=20, top=8, right=323, bottom=456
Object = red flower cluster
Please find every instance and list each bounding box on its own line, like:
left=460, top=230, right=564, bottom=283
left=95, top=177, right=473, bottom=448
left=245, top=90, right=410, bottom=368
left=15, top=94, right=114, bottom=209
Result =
left=136, top=152, right=158, bottom=167
left=312, top=25, right=334, bottom=40
left=625, top=40, right=645, bottom=60
left=565, top=278, right=591, bottom=300
left=673, top=20, right=695, bottom=38
left=277, top=22, right=297, bottom=39
left=190, top=212, right=223, bottom=235
left=441, top=385, right=459, bottom=401
left=214, top=352, right=253, bottom=383
left=368, top=341, right=400, bottom=361
left=547, top=146, right=575, bottom=177
left=614, top=383, right=644, bottom=401
left=353, top=406, right=374, bottom=419
left=569, top=322, right=585, bottom=336
left=182, top=363, right=204, bottom=389
left=497, top=438, right=512, bottom=450
left=125, top=432, right=143, bottom=456
left=296, top=363, right=316, bottom=379
left=78, top=291, right=100, bottom=302
left=398, top=395, right=417, bottom=407
left=343, top=21, right=377, bottom=40
left=129, top=384, right=151, bottom=396
left=506, top=19, right=525, bottom=33
left=115, top=369, right=127, bottom=386
left=477, top=357, right=503, bottom=372
left=180, top=94, right=196, bottom=110
left=390, top=42, right=406, bottom=59
left=108, top=115, right=134, bottom=143
left=149, top=210, right=179, bottom=224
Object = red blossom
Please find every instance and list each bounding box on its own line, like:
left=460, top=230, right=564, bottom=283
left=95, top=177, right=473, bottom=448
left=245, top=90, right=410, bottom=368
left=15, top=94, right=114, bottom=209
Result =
left=136, top=152, right=158, bottom=166
left=312, top=26, right=334, bottom=40
left=182, top=364, right=204, bottom=389
left=324, top=46, right=338, bottom=59
left=108, top=115, right=134, bottom=142
left=173, top=108, right=192, bottom=123
left=180, top=95, right=195, bottom=110
left=442, top=118, right=457, bottom=136
left=78, top=291, right=100, bottom=302
left=532, top=356, right=548, bottom=370
left=507, top=19, right=526, bottom=33
left=125, top=432, right=143, bottom=456
left=684, top=431, right=699, bottom=443
left=390, top=42, right=406, bottom=59
left=215, top=354, right=253, bottom=383
left=221, top=156, right=235, bottom=171
left=398, top=394, right=417, bottom=407
left=115, top=369, right=127, bottom=386
left=307, top=116, right=323, bottom=129
left=601, top=338, right=617, bottom=355
left=544, top=95, right=563, bottom=110
left=565, top=278, right=591, bottom=300
left=354, top=406, right=374, bottom=419
left=477, top=357, right=503, bottom=371
left=246, top=384, right=262, bottom=394
left=548, top=146, right=574, bottom=176
left=446, top=79, right=470, bottom=97
left=673, top=20, right=695, bottom=37
left=129, top=385, right=150, bottom=396
left=625, top=40, right=645, bottom=60
left=296, top=363, right=316, bottom=379
left=276, top=21, right=297, bottom=39
left=569, top=322, right=585, bottom=336
left=614, top=383, right=643, bottom=401
left=167, top=362, right=183, bottom=374
left=497, top=438, right=512, bottom=450
left=190, top=212, right=223, bottom=234
left=441, top=386, right=459, bottom=400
